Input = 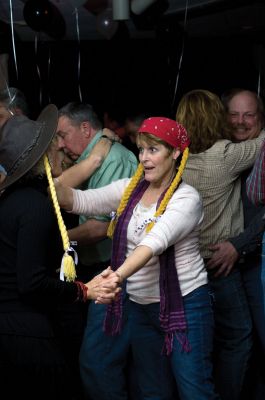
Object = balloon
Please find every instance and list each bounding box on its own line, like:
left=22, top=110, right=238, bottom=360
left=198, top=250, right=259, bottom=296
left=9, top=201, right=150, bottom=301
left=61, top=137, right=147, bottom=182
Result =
left=111, top=21, right=130, bottom=42
left=23, top=0, right=65, bottom=39
left=131, top=0, right=156, bottom=15
left=69, top=0, right=86, bottom=8
left=23, top=0, right=53, bottom=32
left=45, top=3, right=66, bottom=40
left=96, top=8, right=119, bottom=40
left=83, top=0, right=109, bottom=16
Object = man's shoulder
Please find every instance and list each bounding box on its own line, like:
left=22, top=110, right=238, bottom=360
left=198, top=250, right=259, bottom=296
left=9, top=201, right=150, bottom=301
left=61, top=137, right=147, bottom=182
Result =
left=108, top=142, right=138, bottom=164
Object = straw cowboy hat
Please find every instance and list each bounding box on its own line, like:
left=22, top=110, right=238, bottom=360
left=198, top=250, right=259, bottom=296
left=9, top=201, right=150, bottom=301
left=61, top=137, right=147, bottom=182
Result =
left=0, top=104, right=58, bottom=192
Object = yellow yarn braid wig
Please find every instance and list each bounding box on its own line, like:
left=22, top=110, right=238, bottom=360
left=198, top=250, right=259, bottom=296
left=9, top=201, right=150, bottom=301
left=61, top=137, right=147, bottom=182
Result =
left=44, top=155, right=77, bottom=282
left=107, top=147, right=189, bottom=238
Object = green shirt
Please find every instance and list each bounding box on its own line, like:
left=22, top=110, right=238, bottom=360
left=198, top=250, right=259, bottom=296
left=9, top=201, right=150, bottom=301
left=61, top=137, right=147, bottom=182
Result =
left=77, top=130, right=138, bottom=266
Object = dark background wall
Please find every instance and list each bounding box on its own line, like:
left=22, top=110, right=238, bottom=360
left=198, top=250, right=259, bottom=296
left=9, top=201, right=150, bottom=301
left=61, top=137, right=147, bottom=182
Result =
left=7, top=28, right=263, bottom=120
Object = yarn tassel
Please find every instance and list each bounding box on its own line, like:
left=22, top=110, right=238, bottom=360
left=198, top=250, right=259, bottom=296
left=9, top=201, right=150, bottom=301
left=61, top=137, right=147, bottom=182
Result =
left=62, top=252, right=77, bottom=282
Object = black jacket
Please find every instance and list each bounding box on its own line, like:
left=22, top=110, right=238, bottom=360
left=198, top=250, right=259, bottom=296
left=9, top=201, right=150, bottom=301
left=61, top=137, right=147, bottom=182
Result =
left=229, top=170, right=265, bottom=258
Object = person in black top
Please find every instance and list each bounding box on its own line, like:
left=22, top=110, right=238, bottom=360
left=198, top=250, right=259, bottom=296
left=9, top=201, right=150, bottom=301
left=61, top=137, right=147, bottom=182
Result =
left=0, top=105, right=119, bottom=399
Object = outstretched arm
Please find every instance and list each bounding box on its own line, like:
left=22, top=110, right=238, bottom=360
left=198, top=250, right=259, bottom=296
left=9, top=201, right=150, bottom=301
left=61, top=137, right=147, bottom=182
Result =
left=57, top=129, right=118, bottom=188
left=53, top=179, right=74, bottom=211
left=95, top=245, right=153, bottom=304
left=115, top=245, right=153, bottom=281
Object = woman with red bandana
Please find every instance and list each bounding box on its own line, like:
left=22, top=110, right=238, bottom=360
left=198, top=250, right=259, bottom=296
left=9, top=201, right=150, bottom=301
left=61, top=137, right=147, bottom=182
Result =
left=55, top=117, right=220, bottom=400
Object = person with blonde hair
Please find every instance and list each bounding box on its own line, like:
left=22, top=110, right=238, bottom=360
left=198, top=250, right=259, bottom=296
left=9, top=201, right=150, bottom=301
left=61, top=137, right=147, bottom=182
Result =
left=176, top=89, right=265, bottom=400
left=55, top=116, right=220, bottom=400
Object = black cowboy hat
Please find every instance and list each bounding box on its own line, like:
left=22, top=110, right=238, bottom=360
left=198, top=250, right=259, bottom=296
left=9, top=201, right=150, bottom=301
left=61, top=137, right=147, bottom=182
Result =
left=0, top=104, right=58, bottom=192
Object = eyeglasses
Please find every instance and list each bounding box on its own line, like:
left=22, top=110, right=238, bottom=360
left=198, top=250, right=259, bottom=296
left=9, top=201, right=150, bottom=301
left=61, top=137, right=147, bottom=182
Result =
left=229, top=112, right=258, bottom=121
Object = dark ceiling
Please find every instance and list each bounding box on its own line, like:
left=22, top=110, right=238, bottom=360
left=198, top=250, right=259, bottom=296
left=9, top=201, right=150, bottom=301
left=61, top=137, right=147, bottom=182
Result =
left=0, top=0, right=264, bottom=117
left=0, top=0, right=264, bottom=42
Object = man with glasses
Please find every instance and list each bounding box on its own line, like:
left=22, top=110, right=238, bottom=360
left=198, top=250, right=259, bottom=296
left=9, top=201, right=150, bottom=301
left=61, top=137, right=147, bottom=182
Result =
left=225, top=89, right=264, bottom=142
left=208, top=89, right=265, bottom=399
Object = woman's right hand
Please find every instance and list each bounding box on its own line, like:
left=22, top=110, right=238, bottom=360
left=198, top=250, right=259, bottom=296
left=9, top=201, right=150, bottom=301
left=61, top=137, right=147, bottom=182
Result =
left=85, top=267, right=121, bottom=304
left=53, top=178, right=74, bottom=211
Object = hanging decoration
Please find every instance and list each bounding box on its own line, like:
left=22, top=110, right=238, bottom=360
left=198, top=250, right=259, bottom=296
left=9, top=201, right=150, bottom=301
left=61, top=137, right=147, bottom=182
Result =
left=47, top=47, right=51, bottom=103
left=96, top=8, right=119, bottom=40
left=34, top=35, right=43, bottom=107
left=74, top=7, right=83, bottom=101
left=113, top=0, right=130, bottom=21
left=171, top=0, right=189, bottom=109
left=23, top=0, right=53, bottom=32
left=9, top=0, right=18, bottom=80
left=23, top=0, right=53, bottom=107
left=23, top=0, right=66, bottom=40
left=257, top=69, right=261, bottom=97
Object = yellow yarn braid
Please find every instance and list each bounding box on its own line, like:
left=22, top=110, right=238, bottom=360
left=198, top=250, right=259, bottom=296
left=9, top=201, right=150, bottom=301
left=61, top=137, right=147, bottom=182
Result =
left=107, top=147, right=189, bottom=238
left=44, top=155, right=77, bottom=282
left=107, top=163, right=144, bottom=238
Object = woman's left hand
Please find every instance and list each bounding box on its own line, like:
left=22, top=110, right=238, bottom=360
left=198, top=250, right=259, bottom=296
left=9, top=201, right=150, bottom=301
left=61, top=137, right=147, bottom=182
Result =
left=85, top=267, right=121, bottom=304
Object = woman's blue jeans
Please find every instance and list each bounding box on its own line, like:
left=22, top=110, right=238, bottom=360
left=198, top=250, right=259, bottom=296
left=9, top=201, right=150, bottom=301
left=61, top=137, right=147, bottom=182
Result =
left=129, top=285, right=219, bottom=400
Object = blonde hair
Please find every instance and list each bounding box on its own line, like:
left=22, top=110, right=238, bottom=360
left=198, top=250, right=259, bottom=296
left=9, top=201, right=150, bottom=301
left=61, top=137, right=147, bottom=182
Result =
left=44, top=155, right=77, bottom=282
left=176, top=89, right=232, bottom=153
left=107, top=147, right=189, bottom=238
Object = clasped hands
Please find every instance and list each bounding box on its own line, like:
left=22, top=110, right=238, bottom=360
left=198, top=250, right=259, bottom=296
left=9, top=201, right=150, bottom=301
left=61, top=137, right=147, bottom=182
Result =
left=85, top=267, right=123, bottom=304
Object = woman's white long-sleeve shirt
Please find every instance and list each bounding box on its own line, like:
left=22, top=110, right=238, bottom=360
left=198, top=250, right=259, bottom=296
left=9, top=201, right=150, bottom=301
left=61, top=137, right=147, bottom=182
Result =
left=72, top=179, right=207, bottom=304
